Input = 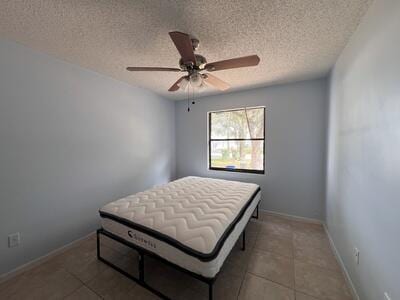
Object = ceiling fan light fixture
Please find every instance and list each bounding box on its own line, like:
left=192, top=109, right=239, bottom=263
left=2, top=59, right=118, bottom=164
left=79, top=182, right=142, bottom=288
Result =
left=189, top=73, right=203, bottom=87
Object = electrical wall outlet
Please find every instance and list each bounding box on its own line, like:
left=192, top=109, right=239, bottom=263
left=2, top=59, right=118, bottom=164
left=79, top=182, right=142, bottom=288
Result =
left=384, top=292, right=391, bottom=300
left=8, top=232, right=20, bottom=248
left=354, top=247, right=360, bottom=265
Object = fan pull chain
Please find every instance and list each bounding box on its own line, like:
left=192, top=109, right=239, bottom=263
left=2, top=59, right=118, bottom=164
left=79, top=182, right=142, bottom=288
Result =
left=186, top=82, right=196, bottom=112
left=187, top=83, right=190, bottom=112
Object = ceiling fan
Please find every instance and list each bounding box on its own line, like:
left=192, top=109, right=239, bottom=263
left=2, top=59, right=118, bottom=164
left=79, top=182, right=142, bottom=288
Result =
left=126, top=31, right=260, bottom=92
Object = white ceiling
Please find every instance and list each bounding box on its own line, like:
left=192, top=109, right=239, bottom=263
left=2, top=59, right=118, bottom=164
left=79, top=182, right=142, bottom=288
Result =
left=0, top=0, right=372, bottom=100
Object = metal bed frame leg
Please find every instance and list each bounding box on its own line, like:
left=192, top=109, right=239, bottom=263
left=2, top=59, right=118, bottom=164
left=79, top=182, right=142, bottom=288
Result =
left=96, top=230, right=100, bottom=259
left=242, top=229, right=246, bottom=251
left=139, top=253, right=145, bottom=282
left=208, top=282, right=213, bottom=300
left=251, top=204, right=259, bottom=220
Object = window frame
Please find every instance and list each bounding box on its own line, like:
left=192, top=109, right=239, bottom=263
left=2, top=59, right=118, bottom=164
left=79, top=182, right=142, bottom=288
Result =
left=208, top=106, right=265, bottom=174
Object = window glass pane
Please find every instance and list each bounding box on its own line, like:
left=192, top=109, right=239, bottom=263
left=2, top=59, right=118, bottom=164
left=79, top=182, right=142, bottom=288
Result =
left=210, top=140, right=264, bottom=171
left=210, top=108, right=264, bottom=139
left=245, top=108, right=264, bottom=139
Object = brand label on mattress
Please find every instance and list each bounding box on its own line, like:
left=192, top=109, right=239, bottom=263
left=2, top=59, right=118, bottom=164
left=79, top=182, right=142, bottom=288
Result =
left=128, top=230, right=157, bottom=249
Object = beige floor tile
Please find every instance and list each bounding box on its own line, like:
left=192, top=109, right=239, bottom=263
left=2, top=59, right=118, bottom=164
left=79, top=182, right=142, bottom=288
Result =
left=42, top=268, right=83, bottom=298
left=292, top=222, right=326, bottom=237
left=71, top=256, right=110, bottom=283
left=64, top=286, right=101, bottom=299
left=259, top=221, right=293, bottom=239
left=291, top=220, right=324, bottom=232
left=247, top=249, right=294, bottom=288
left=255, top=233, right=293, bottom=258
left=214, top=272, right=244, bottom=300
left=295, top=291, right=321, bottom=300
left=77, top=236, right=97, bottom=252
left=295, top=261, right=351, bottom=300
left=294, top=245, right=340, bottom=272
left=0, top=271, right=45, bottom=299
left=86, top=267, right=136, bottom=298
left=238, top=273, right=295, bottom=300
left=293, top=231, right=331, bottom=251
left=67, top=250, right=108, bottom=281
left=48, top=242, right=114, bottom=283
left=3, top=268, right=83, bottom=300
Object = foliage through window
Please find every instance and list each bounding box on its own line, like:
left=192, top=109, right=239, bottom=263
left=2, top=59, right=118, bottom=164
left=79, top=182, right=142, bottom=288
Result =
left=208, top=107, right=265, bottom=174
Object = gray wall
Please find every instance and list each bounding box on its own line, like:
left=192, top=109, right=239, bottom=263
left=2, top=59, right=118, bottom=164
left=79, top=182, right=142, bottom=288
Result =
left=0, top=39, right=175, bottom=275
left=175, top=78, right=328, bottom=220
left=326, top=0, right=400, bottom=299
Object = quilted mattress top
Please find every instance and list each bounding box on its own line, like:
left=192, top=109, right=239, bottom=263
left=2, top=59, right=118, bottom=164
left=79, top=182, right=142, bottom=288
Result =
left=99, top=176, right=260, bottom=259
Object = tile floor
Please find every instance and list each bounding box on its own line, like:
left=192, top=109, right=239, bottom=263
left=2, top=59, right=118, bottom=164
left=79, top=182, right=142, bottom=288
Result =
left=0, top=213, right=352, bottom=299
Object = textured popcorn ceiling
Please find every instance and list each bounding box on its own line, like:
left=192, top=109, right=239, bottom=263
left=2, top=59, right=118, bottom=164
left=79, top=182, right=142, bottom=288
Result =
left=0, top=0, right=372, bottom=100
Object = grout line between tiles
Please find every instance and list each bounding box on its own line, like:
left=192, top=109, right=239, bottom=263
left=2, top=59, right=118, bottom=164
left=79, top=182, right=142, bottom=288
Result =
left=83, top=283, right=105, bottom=299
left=246, top=269, right=294, bottom=290
left=61, top=282, right=84, bottom=299
left=249, top=272, right=296, bottom=294
left=236, top=221, right=260, bottom=299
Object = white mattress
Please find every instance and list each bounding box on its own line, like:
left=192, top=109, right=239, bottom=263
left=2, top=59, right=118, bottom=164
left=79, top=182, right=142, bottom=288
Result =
left=99, top=176, right=261, bottom=278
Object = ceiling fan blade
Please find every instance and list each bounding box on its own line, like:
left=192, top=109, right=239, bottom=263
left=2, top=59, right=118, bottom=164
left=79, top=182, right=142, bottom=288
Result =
left=169, top=31, right=196, bottom=64
left=168, top=76, right=188, bottom=92
left=126, top=67, right=181, bottom=72
left=205, top=55, right=260, bottom=71
left=203, top=74, right=230, bottom=91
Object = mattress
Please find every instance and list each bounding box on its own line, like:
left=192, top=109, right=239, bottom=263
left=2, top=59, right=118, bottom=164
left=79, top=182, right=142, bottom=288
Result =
left=99, top=176, right=261, bottom=278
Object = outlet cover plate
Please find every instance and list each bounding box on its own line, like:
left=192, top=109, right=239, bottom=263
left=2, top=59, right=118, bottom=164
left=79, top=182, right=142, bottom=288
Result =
left=8, top=232, right=20, bottom=248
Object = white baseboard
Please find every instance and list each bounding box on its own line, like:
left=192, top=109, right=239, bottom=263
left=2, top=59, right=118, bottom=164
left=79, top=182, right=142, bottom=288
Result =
left=323, top=224, right=359, bottom=300
left=0, top=231, right=95, bottom=284
left=259, top=208, right=323, bottom=224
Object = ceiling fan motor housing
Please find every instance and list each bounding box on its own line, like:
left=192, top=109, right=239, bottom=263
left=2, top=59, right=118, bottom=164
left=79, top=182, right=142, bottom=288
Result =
left=179, top=54, right=207, bottom=72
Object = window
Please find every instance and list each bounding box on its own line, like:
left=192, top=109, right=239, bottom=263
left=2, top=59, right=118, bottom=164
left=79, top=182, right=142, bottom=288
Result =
left=208, top=107, right=265, bottom=174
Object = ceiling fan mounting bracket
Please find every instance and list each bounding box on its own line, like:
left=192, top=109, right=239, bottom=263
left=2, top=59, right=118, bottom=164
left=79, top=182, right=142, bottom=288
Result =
left=190, top=37, right=199, bottom=51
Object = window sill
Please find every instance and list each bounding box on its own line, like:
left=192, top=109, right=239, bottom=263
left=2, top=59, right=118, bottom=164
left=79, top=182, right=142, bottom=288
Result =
left=209, top=167, right=265, bottom=175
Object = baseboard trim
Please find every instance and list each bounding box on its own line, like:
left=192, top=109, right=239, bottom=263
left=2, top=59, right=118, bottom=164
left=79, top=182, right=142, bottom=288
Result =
left=259, top=208, right=323, bottom=224
left=0, top=231, right=95, bottom=284
left=323, top=224, right=359, bottom=300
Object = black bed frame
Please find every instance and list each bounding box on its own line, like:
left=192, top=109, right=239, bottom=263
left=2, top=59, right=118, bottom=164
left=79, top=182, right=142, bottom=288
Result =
left=97, top=204, right=259, bottom=300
